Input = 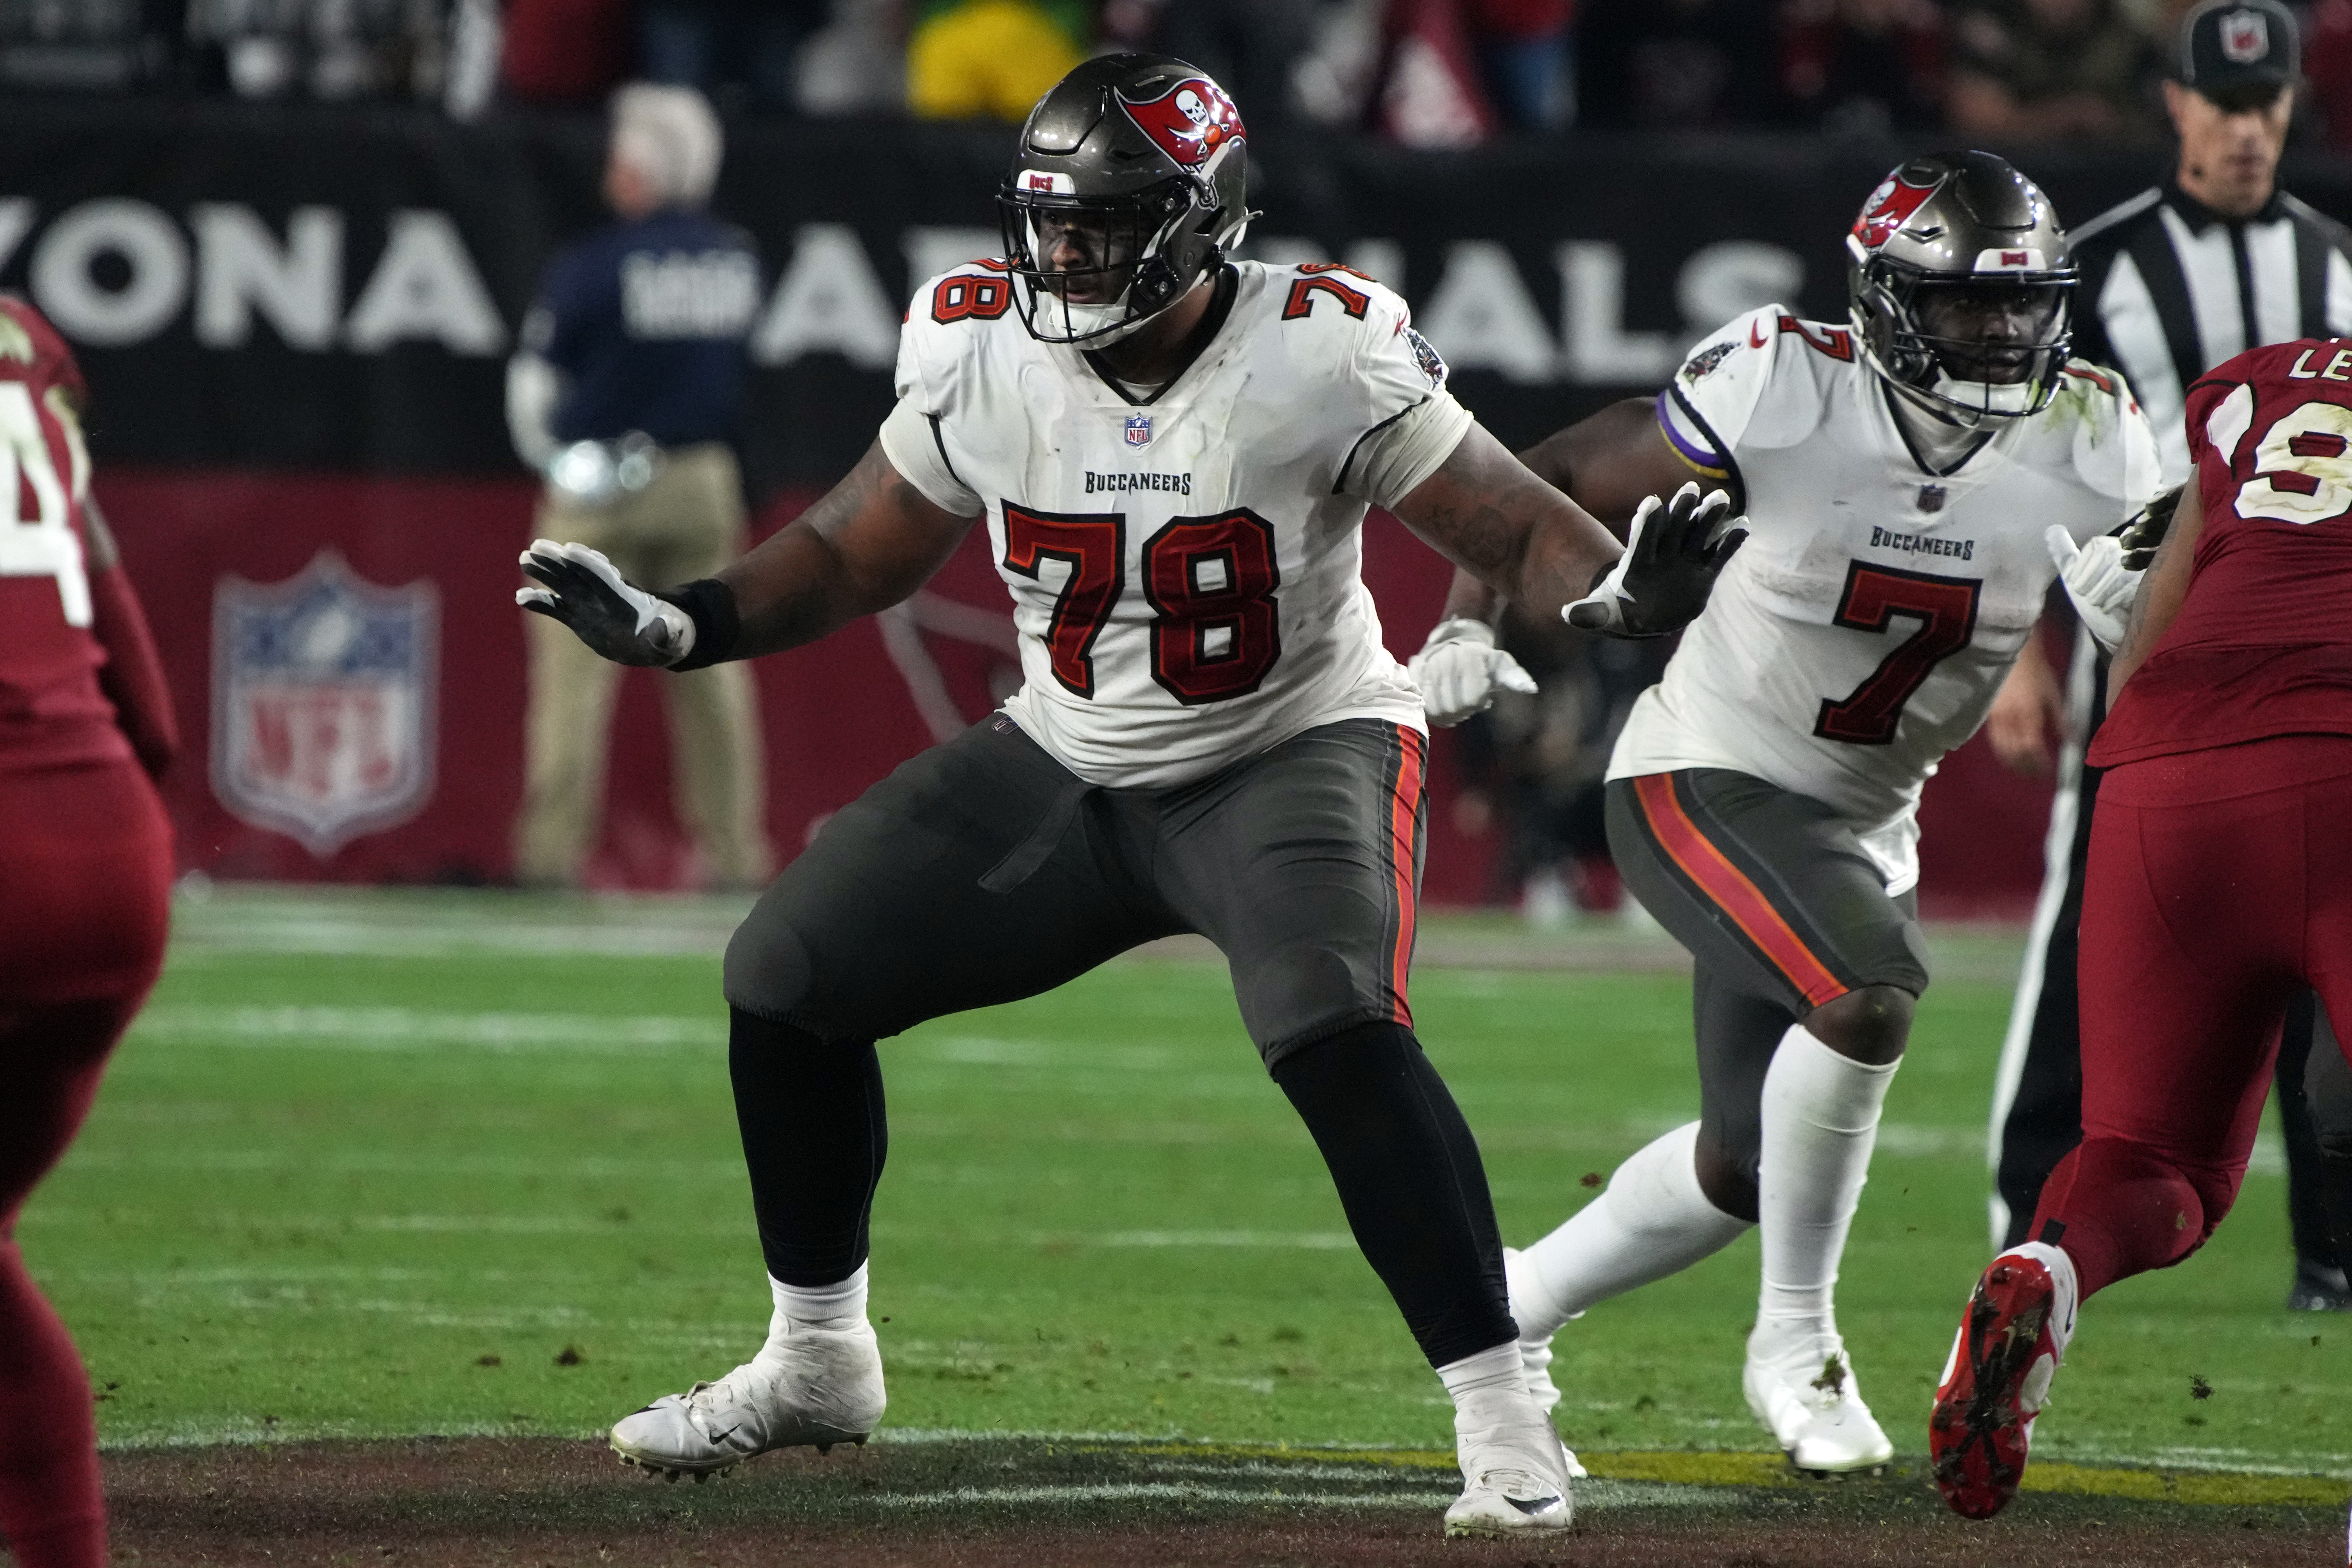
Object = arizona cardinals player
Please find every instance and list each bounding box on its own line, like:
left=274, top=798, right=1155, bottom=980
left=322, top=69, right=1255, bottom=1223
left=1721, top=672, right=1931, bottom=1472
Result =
left=0, top=295, right=177, bottom=1568
left=1931, top=333, right=2352, bottom=1518
left=1407, top=151, right=2159, bottom=1476
left=516, top=54, right=1742, bottom=1537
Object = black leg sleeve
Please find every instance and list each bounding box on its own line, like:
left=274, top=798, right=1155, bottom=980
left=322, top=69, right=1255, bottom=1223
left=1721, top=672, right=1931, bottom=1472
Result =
left=2278, top=993, right=2339, bottom=1272
left=728, top=1008, right=888, bottom=1287
left=1272, top=1020, right=1516, bottom=1369
left=2302, top=1004, right=2352, bottom=1267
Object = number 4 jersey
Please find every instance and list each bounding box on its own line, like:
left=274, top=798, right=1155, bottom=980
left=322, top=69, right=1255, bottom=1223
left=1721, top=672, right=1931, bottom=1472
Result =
left=0, top=294, right=131, bottom=775
left=2092, top=338, right=2352, bottom=768
left=1610, top=305, right=2161, bottom=893
left=878, top=260, right=1470, bottom=789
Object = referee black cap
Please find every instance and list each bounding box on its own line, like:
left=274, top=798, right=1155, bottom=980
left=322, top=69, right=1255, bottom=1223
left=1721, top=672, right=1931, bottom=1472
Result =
left=2178, top=0, right=2299, bottom=101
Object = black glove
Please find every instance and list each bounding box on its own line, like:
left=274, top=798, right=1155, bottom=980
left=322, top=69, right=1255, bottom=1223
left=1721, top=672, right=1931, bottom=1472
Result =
left=516, top=540, right=695, bottom=667
left=1564, top=483, right=1749, bottom=637
left=2119, top=483, right=2184, bottom=572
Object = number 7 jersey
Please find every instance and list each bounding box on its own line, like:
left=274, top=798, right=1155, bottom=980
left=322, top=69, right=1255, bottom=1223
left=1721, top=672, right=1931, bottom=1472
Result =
left=1610, top=305, right=2160, bottom=893
left=878, top=260, right=1468, bottom=789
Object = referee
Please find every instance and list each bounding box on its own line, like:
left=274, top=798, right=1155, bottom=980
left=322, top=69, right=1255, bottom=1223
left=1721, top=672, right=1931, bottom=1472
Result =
left=1986, top=0, right=2352, bottom=1309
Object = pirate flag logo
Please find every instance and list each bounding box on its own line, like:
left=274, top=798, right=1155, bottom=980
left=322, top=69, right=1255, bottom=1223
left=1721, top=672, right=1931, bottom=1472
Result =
left=1120, top=77, right=1245, bottom=171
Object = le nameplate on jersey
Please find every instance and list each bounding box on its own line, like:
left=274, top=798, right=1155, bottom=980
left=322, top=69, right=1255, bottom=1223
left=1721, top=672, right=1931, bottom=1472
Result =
left=1616, top=303, right=2161, bottom=893
left=880, top=259, right=1473, bottom=790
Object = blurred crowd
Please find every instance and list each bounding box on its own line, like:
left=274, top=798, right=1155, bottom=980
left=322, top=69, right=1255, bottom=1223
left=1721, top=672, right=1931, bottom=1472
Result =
left=12, top=0, right=2352, bottom=146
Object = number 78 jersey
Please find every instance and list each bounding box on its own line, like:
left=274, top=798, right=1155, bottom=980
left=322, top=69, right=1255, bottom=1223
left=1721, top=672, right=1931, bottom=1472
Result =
left=1609, top=305, right=2160, bottom=893
left=879, top=260, right=1467, bottom=789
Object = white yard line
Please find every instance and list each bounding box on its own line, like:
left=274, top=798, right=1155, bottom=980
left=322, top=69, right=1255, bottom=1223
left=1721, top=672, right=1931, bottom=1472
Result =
left=163, top=884, right=2028, bottom=977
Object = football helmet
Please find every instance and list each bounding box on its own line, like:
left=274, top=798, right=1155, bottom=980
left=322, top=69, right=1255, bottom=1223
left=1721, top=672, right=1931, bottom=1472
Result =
left=998, top=54, right=1253, bottom=347
left=1846, top=152, right=2077, bottom=424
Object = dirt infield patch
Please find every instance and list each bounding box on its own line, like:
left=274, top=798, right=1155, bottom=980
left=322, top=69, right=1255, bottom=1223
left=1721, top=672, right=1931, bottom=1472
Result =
left=100, top=1435, right=2342, bottom=1568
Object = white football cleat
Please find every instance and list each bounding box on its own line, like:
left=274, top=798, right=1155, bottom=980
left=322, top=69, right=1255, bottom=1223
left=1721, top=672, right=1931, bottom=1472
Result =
left=1742, top=1322, right=1892, bottom=1476
left=1442, top=1385, right=1574, bottom=1537
left=609, top=1318, right=886, bottom=1480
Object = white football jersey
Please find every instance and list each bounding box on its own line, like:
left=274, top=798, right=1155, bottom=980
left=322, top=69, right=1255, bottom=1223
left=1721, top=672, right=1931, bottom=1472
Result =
left=1610, top=305, right=2162, bottom=892
left=879, top=259, right=1470, bottom=789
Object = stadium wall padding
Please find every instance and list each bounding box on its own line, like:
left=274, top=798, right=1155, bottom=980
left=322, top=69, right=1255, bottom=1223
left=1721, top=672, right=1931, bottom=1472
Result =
left=10, top=103, right=2258, bottom=909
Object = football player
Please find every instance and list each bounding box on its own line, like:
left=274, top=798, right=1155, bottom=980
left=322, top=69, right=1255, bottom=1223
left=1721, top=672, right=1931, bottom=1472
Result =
left=518, top=54, right=1742, bottom=1536
left=0, top=296, right=178, bottom=1568
left=1930, top=333, right=2352, bottom=1518
left=1407, top=152, right=2158, bottom=1474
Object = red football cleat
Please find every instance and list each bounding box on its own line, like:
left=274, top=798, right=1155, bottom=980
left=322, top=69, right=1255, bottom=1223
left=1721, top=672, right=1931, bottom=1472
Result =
left=1928, top=1247, right=2074, bottom=1520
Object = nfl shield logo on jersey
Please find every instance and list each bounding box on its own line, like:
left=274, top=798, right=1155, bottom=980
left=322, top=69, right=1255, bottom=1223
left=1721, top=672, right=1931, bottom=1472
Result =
left=1125, top=414, right=1152, bottom=447
left=211, top=550, right=438, bottom=857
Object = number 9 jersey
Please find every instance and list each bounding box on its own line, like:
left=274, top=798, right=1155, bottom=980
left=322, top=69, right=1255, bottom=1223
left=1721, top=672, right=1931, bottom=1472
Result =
left=1610, top=305, right=2161, bottom=894
left=2093, top=338, right=2352, bottom=768
left=878, top=259, right=1471, bottom=789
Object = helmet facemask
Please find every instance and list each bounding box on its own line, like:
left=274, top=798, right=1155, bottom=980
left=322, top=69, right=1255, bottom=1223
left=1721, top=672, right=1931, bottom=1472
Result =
left=999, top=155, right=1245, bottom=349
left=1852, top=246, right=2075, bottom=425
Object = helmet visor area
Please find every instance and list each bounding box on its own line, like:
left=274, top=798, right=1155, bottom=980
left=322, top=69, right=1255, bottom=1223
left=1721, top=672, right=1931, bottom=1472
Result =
left=999, top=187, right=1178, bottom=344
left=1907, top=279, right=2072, bottom=385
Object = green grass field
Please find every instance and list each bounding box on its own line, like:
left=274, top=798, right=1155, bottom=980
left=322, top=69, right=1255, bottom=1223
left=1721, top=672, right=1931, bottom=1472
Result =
left=27, top=887, right=2349, bottom=1484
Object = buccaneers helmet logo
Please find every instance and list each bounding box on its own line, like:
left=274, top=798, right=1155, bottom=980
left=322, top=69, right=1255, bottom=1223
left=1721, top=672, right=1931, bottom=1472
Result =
left=1852, top=170, right=1942, bottom=251
left=1120, top=77, right=1245, bottom=170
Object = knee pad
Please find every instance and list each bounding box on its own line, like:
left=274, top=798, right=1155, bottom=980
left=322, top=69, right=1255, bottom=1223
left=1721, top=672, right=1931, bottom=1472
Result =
left=2181, top=1161, right=2240, bottom=1249
left=722, top=903, right=814, bottom=1023
left=1248, top=946, right=1397, bottom=1070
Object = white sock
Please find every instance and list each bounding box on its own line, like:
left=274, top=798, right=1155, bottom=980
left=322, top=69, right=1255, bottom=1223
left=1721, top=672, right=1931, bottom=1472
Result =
left=754, top=1264, right=869, bottom=1370
left=1755, top=1025, right=1899, bottom=1351
left=1436, top=1341, right=1528, bottom=1431
left=1514, top=1122, right=1752, bottom=1341
left=1437, top=1340, right=1522, bottom=1402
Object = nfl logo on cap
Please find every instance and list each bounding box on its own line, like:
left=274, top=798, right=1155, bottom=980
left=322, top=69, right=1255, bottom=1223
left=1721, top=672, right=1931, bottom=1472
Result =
left=1125, top=414, right=1152, bottom=447
left=2222, top=8, right=2268, bottom=61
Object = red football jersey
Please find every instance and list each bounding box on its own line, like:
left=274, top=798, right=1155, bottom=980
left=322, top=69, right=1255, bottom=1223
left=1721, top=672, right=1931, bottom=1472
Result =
left=0, top=295, right=132, bottom=775
left=2092, top=337, right=2352, bottom=767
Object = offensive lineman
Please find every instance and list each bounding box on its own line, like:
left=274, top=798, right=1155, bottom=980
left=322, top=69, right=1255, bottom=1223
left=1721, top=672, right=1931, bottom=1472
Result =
left=1408, top=152, right=2158, bottom=1473
left=0, top=297, right=178, bottom=1568
left=1930, top=334, right=2352, bottom=1519
left=517, top=55, right=1743, bottom=1535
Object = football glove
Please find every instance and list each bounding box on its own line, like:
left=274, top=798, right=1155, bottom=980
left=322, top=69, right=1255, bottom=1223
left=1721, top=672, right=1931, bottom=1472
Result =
left=1408, top=617, right=1539, bottom=727
left=517, top=540, right=696, bottom=667
left=2045, top=526, right=2138, bottom=657
left=1564, top=483, right=1748, bottom=637
left=2119, top=483, right=2184, bottom=572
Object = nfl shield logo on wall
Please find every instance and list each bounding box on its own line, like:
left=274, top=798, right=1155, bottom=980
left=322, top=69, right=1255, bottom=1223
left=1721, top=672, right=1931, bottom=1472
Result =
left=211, top=550, right=439, bottom=857
left=1124, top=414, right=1152, bottom=447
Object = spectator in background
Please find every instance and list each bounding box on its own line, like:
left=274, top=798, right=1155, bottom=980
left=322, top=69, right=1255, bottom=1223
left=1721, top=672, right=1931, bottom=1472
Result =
left=501, top=0, right=633, bottom=102
left=1948, top=0, right=2163, bottom=140
left=506, top=86, right=774, bottom=891
left=639, top=0, right=830, bottom=110
left=907, top=0, right=1083, bottom=119
left=1575, top=0, right=1776, bottom=129
left=1128, top=0, right=1321, bottom=125
left=796, top=0, right=911, bottom=113
left=2303, top=0, right=2352, bottom=145
left=1469, top=0, right=1574, bottom=130
left=1776, top=0, right=1945, bottom=134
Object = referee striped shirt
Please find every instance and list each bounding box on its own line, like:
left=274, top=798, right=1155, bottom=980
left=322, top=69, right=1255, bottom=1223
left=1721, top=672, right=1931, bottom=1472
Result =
left=2071, top=181, right=2352, bottom=480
